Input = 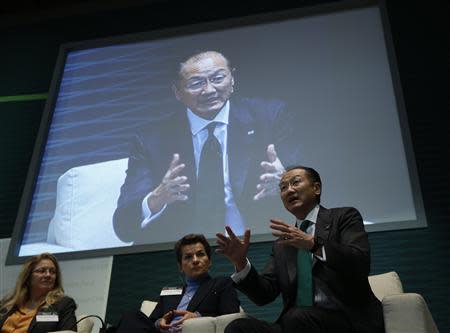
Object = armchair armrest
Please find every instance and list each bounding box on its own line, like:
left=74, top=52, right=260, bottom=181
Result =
left=215, top=312, right=248, bottom=333
left=141, top=300, right=157, bottom=317
left=182, top=316, right=216, bottom=333
left=140, top=300, right=247, bottom=333
left=181, top=312, right=247, bottom=333
left=383, top=293, right=438, bottom=333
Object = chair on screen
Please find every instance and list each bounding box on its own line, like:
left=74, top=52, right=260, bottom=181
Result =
left=18, top=158, right=132, bottom=255
left=47, top=158, right=131, bottom=250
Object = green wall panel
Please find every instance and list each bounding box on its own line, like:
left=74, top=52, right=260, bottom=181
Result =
left=0, top=100, right=44, bottom=237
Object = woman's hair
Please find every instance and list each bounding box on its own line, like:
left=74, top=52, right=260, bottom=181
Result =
left=0, top=253, right=65, bottom=314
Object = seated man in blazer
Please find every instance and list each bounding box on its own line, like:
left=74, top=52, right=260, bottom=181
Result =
left=216, top=165, right=384, bottom=333
left=115, top=233, right=240, bottom=333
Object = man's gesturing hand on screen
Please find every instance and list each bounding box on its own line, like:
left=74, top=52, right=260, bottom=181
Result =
left=147, top=153, right=190, bottom=213
left=254, top=144, right=285, bottom=201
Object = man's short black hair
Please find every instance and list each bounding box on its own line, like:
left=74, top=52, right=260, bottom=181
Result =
left=174, top=233, right=211, bottom=264
left=172, top=50, right=233, bottom=87
left=284, top=165, right=322, bottom=203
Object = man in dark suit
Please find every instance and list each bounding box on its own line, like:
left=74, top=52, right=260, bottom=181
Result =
left=113, top=50, right=301, bottom=244
left=115, top=233, right=240, bottom=333
left=216, top=166, right=384, bottom=333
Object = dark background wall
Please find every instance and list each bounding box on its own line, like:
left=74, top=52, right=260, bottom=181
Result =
left=1, top=0, right=449, bottom=331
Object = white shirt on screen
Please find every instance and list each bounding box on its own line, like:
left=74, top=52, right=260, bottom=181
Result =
left=141, top=100, right=245, bottom=234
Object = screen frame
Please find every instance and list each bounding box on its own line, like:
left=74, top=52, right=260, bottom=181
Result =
left=6, top=0, right=427, bottom=264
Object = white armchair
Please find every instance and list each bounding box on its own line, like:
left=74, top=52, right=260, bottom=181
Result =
left=139, top=272, right=438, bottom=333
left=140, top=300, right=247, bottom=333
left=368, top=271, right=438, bottom=333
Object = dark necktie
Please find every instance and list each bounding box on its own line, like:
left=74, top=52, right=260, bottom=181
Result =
left=296, top=219, right=313, bottom=307
left=195, top=122, right=225, bottom=231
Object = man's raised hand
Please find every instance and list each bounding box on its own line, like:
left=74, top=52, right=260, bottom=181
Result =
left=216, top=226, right=251, bottom=272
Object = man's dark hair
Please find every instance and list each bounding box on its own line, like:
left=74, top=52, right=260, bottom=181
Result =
left=174, top=233, right=211, bottom=264
left=284, top=165, right=322, bottom=203
left=172, top=50, right=233, bottom=87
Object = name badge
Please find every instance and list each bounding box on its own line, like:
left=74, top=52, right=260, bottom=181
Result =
left=36, top=313, right=59, bottom=322
left=160, top=287, right=183, bottom=296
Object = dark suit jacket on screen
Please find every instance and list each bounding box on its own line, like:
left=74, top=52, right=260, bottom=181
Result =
left=113, top=97, right=301, bottom=244
left=236, top=206, right=384, bottom=333
left=0, top=296, right=77, bottom=333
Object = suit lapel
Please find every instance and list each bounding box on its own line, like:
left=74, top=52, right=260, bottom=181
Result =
left=284, top=243, right=297, bottom=286
left=227, top=100, right=257, bottom=198
left=170, top=111, right=197, bottom=203
left=313, top=206, right=331, bottom=267
left=186, top=276, right=213, bottom=312
left=164, top=294, right=184, bottom=312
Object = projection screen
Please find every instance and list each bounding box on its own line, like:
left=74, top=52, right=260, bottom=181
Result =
left=7, top=0, right=427, bottom=263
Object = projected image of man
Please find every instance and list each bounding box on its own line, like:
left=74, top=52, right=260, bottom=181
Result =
left=113, top=50, right=301, bottom=244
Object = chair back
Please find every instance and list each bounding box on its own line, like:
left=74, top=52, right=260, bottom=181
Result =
left=368, top=271, right=404, bottom=301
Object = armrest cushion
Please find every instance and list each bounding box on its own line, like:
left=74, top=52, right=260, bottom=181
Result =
left=140, top=300, right=158, bottom=317
left=383, top=293, right=438, bottom=333
left=139, top=301, right=246, bottom=333
left=182, top=317, right=216, bottom=333
left=77, top=314, right=95, bottom=333
left=215, top=312, right=248, bottom=333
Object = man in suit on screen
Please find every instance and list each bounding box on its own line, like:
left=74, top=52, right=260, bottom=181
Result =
left=113, top=50, right=301, bottom=244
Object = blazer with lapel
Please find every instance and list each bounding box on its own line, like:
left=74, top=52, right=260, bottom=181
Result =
left=149, top=275, right=240, bottom=321
left=0, top=296, right=77, bottom=333
left=113, top=97, right=301, bottom=244
left=235, top=206, right=384, bottom=333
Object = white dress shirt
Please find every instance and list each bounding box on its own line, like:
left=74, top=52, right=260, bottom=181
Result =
left=140, top=101, right=245, bottom=234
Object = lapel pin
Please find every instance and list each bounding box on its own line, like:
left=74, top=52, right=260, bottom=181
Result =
left=247, top=130, right=255, bottom=135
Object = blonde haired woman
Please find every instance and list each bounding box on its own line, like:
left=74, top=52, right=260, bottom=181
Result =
left=0, top=252, right=77, bottom=332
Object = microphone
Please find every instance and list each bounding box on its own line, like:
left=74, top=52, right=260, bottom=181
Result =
left=72, top=314, right=107, bottom=333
